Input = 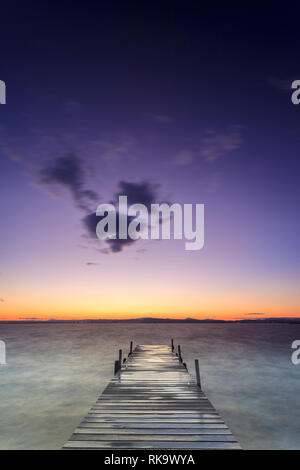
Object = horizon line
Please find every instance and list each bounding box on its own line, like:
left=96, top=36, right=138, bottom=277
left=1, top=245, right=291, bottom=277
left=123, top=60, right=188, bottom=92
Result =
left=1, top=316, right=300, bottom=324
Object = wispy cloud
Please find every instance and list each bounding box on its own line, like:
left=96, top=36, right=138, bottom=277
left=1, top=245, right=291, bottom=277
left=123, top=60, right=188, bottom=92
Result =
left=173, top=149, right=194, bottom=166
left=38, top=153, right=99, bottom=211
left=0, top=125, right=22, bottom=162
left=137, top=248, right=147, bottom=254
left=92, top=136, right=136, bottom=164
left=154, top=114, right=173, bottom=124
left=200, top=129, right=243, bottom=162
left=268, top=77, right=293, bottom=92
left=172, top=129, right=243, bottom=166
left=244, top=312, right=265, bottom=316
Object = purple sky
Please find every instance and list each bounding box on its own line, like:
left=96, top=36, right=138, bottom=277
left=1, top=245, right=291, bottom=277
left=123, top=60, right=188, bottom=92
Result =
left=0, top=3, right=299, bottom=319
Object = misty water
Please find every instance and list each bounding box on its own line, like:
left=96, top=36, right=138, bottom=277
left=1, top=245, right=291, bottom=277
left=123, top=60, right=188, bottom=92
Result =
left=0, top=323, right=300, bottom=449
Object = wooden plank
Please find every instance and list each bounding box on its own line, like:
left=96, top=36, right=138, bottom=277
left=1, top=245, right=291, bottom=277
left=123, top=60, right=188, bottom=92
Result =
left=64, top=440, right=241, bottom=449
left=95, top=400, right=212, bottom=405
left=82, top=418, right=225, bottom=424
left=87, top=412, right=219, bottom=417
left=96, top=398, right=212, bottom=402
left=95, top=400, right=212, bottom=404
left=74, top=427, right=232, bottom=435
left=63, top=344, right=241, bottom=450
left=77, top=422, right=228, bottom=429
left=69, top=434, right=237, bottom=442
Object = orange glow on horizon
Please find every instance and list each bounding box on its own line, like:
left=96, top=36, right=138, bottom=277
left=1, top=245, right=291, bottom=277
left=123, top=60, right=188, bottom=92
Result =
left=1, top=272, right=299, bottom=322
left=1, top=306, right=299, bottom=322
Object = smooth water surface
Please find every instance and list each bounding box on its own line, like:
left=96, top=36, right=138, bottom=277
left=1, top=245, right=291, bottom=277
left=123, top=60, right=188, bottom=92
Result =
left=0, top=323, right=299, bottom=449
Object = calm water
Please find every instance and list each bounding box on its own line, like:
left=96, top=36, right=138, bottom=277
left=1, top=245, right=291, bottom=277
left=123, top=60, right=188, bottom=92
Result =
left=0, top=323, right=300, bottom=449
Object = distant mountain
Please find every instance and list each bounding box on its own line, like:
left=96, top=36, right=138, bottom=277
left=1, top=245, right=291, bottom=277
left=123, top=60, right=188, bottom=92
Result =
left=1, top=317, right=300, bottom=324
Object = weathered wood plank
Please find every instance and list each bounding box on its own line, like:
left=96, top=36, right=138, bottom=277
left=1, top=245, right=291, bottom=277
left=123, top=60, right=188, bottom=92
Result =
left=82, top=418, right=225, bottom=424
left=77, top=422, right=228, bottom=429
left=74, top=427, right=232, bottom=435
left=70, top=434, right=237, bottom=442
left=88, top=410, right=218, bottom=420
left=63, top=344, right=241, bottom=450
left=64, top=440, right=241, bottom=449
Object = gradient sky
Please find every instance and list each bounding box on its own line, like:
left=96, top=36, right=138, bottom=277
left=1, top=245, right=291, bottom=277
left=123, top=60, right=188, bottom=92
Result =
left=0, top=3, right=300, bottom=320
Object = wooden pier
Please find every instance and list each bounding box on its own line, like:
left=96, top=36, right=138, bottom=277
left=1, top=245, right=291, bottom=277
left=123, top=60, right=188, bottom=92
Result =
left=63, top=343, right=241, bottom=449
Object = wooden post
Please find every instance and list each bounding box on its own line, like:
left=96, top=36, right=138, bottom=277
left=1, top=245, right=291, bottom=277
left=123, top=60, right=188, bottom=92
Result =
left=178, top=344, right=182, bottom=362
left=119, top=349, right=122, bottom=368
left=129, top=341, right=133, bottom=355
left=114, top=360, right=119, bottom=375
left=195, top=359, right=201, bottom=389
left=171, top=338, right=174, bottom=351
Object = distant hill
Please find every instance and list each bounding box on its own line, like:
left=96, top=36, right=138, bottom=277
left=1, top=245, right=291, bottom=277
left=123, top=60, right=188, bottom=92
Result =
left=1, top=317, right=300, bottom=324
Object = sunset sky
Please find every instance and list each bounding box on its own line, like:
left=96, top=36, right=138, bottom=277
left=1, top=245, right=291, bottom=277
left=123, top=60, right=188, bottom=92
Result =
left=0, top=3, right=299, bottom=320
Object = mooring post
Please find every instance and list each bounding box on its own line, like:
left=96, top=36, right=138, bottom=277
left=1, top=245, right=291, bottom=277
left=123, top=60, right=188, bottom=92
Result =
left=119, top=349, right=122, bottom=368
left=178, top=345, right=182, bottom=362
left=129, top=341, right=133, bottom=355
left=171, top=338, right=174, bottom=351
left=114, top=360, right=119, bottom=375
left=195, top=359, right=201, bottom=389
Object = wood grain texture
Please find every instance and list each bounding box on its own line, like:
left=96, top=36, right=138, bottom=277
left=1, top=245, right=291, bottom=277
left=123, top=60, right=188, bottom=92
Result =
left=63, top=344, right=241, bottom=450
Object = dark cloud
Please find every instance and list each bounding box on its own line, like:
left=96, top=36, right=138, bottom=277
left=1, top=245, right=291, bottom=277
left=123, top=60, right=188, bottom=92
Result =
left=82, top=212, right=99, bottom=239
left=82, top=209, right=137, bottom=253
left=86, top=262, right=99, bottom=266
left=38, top=153, right=99, bottom=210
left=114, top=181, right=159, bottom=209
left=82, top=180, right=160, bottom=253
left=0, top=298, right=4, bottom=302
left=106, top=236, right=136, bottom=253
left=38, top=155, right=160, bottom=255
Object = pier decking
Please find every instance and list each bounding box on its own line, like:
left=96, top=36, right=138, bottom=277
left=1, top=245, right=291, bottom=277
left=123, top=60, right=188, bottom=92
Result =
left=63, top=344, right=241, bottom=449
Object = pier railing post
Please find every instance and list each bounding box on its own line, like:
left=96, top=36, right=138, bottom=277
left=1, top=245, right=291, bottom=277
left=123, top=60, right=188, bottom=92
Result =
left=119, top=349, right=122, bottom=368
left=171, top=338, right=174, bottom=351
left=178, top=345, right=182, bottom=362
left=114, top=360, right=119, bottom=375
left=195, top=359, right=201, bottom=389
left=129, top=341, right=133, bottom=355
